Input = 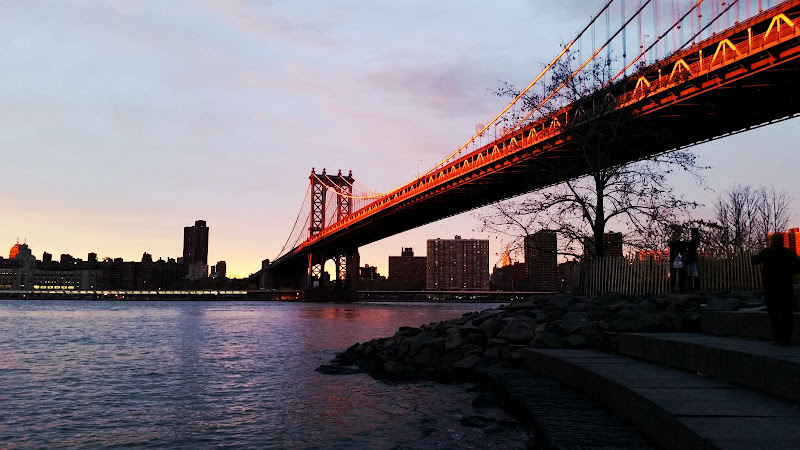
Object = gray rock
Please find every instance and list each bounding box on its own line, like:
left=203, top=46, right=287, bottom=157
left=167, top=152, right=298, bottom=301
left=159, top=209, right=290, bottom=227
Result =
left=452, top=354, right=483, bottom=370
left=546, top=295, right=572, bottom=309
left=482, top=346, right=501, bottom=364
left=542, top=305, right=566, bottom=321
left=497, top=317, right=536, bottom=343
left=383, top=361, right=417, bottom=379
left=467, top=332, right=487, bottom=346
left=567, top=302, right=604, bottom=313
left=564, top=334, right=588, bottom=348
left=531, top=332, right=566, bottom=348
left=422, top=336, right=446, bottom=354
left=704, top=296, right=742, bottom=311
left=558, top=311, right=588, bottom=334
left=636, top=300, right=658, bottom=313
left=412, top=347, right=442, bottom=368
left=612, top=312, right=664, bottom=332
left=598, top=292, right=627, bottom=306
left=504, top=300, right=537, bottom=312
left=478, top=317, right=503, bottom=339
left=486, top=337, right=510, bottom=347
left=315, top=364, right=364, bottom=375
left=471, top=393, right=498, bottom=408
left=445, top=327, right=464, bottom=351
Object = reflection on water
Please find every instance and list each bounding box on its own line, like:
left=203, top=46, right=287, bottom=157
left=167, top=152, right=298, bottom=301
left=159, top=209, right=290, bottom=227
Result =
left=0, top=300, right=529, bottom=448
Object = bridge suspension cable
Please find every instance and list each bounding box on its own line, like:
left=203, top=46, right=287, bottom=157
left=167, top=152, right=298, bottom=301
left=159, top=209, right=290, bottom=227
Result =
left=274, top=0, right=796, bottom=261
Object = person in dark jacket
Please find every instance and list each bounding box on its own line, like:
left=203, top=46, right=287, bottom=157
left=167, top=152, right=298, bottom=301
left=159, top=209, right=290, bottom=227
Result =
left=685, top=228, right=701, bottom=290
left=668, top=229, right=689, bottom=293
left=751, top=232, right=800, bottom=345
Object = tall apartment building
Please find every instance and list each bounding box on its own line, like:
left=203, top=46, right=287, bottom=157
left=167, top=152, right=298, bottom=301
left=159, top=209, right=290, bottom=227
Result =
left=388, top=248, right=427, bottom=290
left=524, top=231, right=558, bottom=292
left=768, top=227, right=800, bottom=256
left=426, top=236, right=489, bottom=290
left=183, top=220, right=209, bottom=280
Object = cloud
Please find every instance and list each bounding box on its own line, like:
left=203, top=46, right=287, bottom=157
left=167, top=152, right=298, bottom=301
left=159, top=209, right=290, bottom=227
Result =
left=209, top=0, right=333, bottom=48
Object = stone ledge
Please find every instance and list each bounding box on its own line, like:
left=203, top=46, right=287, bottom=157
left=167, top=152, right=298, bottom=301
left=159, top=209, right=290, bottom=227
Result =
left=702, top=310, right=800, bottom=341
left=522, top=348, right=800, bottom=450
left=619, top=332, right=800, bottom=403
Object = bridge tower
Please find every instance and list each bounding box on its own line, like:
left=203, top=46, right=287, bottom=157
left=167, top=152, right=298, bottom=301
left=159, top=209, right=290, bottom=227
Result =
left=307, top=168, right=357, bottom=292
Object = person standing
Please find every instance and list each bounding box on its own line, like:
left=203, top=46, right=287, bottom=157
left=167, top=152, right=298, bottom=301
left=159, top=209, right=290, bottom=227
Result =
left=668, top=229, right=689, bottom=293
left=751, top=232, right=800, bottom=345
left=685, top=228, right=701, bottom=290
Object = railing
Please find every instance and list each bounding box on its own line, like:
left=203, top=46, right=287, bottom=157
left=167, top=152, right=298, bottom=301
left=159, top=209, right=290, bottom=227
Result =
left=568, top=253, right=763, bottom=296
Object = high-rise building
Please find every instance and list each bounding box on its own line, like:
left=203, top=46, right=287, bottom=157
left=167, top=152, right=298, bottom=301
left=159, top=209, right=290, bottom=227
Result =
left=524, top=231, right=558, bottom=292
left=426, top=236, right=489, bottom=290
left=388, top=248, right=427, bottom=290
left=782, top=228, right=800, bottom=256
left=183, top=220, right=209, bottom=280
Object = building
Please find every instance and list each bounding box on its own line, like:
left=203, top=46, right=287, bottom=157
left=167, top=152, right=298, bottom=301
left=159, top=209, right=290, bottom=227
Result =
left=388, top=248, right=427, bottom=290
left=426, top=236, right=489, bottom=290
left=583, top=232, right=624, bottom=258
left=183, top=220, right=209, bottom=280
left=360, top=264, right=379, bottom=281
left=490, top=262, right=526, bottom=291
left=210, top=261, right=227, bottom=279
left=770, top=228, right=800, bottom=256
left=524, top=231, right=558, bottom=292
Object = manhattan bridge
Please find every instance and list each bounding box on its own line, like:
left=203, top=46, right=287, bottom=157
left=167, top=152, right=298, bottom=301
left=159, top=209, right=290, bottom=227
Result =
left=264, top=0, right=800, bottom=293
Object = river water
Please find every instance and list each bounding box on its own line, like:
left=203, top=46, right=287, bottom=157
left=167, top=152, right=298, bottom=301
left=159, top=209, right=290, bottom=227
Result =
left=0, top=300, right=531, bottom=448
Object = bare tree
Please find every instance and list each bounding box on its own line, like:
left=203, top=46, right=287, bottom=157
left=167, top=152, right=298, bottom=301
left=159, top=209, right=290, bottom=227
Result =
left=753, top=187, right=794, bottom=246
left=478, top=52, right=705, bottom=259
left=706, top=184, right=794, bottom=253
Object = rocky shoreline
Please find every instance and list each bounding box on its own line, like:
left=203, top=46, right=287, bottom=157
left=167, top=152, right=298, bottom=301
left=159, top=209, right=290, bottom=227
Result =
left=317, top=290, right=765, bottom=380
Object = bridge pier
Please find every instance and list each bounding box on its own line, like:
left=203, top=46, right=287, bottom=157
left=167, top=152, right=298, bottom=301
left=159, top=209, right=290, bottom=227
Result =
left=304, top=249, right=359, bottom=299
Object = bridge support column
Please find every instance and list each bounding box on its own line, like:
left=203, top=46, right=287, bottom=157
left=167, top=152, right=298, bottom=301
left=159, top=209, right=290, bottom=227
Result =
left=307, top=252, right=325, bottom=289
left=347, top=251, right=360, bottom=291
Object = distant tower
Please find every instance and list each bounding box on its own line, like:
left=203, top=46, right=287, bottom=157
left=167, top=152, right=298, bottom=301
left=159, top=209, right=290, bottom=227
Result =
left=524, top=231, right=558, bottom=292
left=183, top=220, right=209, bottom=280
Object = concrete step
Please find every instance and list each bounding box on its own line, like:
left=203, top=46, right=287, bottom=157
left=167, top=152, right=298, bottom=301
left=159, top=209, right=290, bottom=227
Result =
left=522, top=348, right=800, bottom=450
left=619, top=332, right=800, bottom=403
left=702, top=310, right=800, bottom=342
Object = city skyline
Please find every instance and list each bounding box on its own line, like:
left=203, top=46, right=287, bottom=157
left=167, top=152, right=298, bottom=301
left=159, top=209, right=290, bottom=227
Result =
left=2, top=1, right=799, bottom=278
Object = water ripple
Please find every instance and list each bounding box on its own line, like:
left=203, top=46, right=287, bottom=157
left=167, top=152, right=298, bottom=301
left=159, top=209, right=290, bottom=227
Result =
left=0, top=300, right=530, bottom=448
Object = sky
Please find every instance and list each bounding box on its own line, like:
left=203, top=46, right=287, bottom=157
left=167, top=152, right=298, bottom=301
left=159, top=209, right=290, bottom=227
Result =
left=1, top=0, right=798, bottom=278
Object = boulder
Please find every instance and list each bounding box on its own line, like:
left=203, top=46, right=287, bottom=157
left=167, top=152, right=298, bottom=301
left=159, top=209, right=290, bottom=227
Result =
left=612, top=312, right=665, bottom=332
left=541, top=305, right=566, bottom=321
left=452, top=354, right=483, bottom=370
left=445, top=327, right=464, bottom=351
left=531, top=332, right=566, bottom=348
left=497, top=317, right=536, bottom=343
left=504, top=300, right=538, bottom=313
left=567, top=302, right=604, bottom=313
left=413, top=347, right=442, bottom=369
left=546, top=295, right=572, bottom=309
left=383, top=361, right=417, bottom=379
left=564, top=334, right=588, bottom=348
left=557, top=311, right=588, bottom=334
left=704, top=296, right=743, bottom=311
left=478, top=317, right=504, bottom=339
left=315, top=364, right=364, bottom=375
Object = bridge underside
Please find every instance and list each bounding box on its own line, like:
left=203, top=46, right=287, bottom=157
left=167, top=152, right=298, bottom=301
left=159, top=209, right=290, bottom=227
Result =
left=270, top=3, right=800, bottom=285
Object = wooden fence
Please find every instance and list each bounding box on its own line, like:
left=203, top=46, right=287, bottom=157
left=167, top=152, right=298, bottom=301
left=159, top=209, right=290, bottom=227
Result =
left=568, top=253, right=762, bottom=296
